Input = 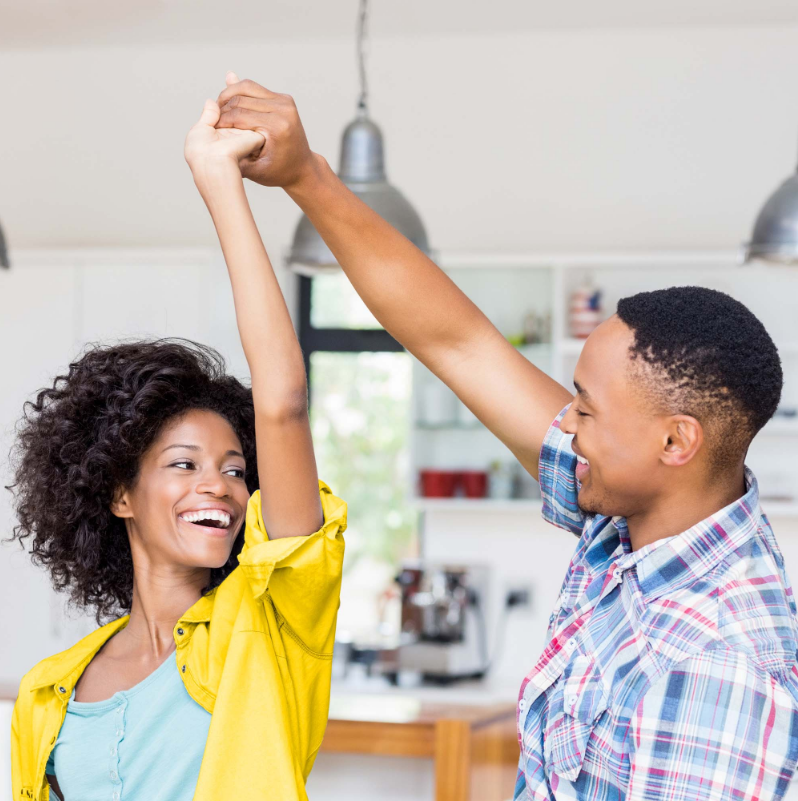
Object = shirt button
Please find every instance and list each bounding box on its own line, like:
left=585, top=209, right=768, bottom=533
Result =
left=110, top=770, right=118, bottom=781
left=567, top=694, right=578, bottom=708
left=116, top=729, right=123, bottom=736
left=58, top=686, right=66, bottom=694
left=177, top=627, right=184, bottom=636
left=110, top=745, right=117, bottom=756
left=565, top=638, right=577, bottom=652
left=519, top=698, right=527, bottom=711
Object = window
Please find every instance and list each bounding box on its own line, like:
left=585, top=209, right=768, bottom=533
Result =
left=299, top=273, right=415, bottom=641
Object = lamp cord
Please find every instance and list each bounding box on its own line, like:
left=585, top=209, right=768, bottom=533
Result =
left=356, top=0, right=369, bottom=114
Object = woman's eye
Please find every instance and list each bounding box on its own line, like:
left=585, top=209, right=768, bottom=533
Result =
left=172, top=460, right=194, bottom=470
left=226, top=468, right=246, bottom=479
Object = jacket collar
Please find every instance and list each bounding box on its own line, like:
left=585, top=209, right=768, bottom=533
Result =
left=614, top=467, right=762, bottom=601
left=27, top=591, right=217, bottom=693
left=28, top=616, right=130, bottom=692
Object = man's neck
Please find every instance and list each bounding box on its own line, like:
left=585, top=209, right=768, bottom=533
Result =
left=625, top=467, right=747, bottom=552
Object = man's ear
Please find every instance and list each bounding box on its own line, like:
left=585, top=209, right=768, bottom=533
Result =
left=661, top=415, right=703, bottom=467
left=110, top=487, right=133, bottom=519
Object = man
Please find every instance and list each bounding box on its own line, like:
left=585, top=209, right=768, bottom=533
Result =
left=215, top=73, right=798, bottom=799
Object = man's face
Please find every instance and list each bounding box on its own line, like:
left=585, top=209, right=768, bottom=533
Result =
left=560, top=316, right=672, bottom=517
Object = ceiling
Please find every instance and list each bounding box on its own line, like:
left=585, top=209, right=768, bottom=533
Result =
left=2, top=0, right=798, bottom=49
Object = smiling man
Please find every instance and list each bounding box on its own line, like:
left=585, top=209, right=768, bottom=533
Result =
left=215, top=75, right=798, bottom=800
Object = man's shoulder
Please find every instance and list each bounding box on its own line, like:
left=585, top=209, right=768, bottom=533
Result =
left=714, top=533, right=798, bottom=681
left=645, top=533, right=798, bottom=684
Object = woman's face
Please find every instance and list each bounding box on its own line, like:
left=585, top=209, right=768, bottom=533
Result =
left=111, top=409, right=251, bottom=573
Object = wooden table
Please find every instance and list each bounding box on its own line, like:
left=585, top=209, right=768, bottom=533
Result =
left=322, top=694, right=519, bottom=801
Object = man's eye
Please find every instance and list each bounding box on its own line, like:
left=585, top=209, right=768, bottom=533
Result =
left=576, top=410, right=589, bottom=417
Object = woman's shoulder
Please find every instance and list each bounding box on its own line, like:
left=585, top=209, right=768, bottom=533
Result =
left=17, top=616, right=129, bottom=698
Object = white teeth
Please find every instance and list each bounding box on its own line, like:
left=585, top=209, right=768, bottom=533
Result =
left=179, top=509, right=231, bottom=528
left=576, top=455, right=589, bottom=466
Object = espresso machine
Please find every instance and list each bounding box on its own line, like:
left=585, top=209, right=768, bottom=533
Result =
left=395, top=563, right=491, bottom=683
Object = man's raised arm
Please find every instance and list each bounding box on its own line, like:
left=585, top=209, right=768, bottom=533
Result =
left=217, top=78, right=572, bottom=477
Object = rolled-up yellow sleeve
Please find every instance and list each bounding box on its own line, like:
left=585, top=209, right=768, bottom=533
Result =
left=237, top=480, right=346, bottom=655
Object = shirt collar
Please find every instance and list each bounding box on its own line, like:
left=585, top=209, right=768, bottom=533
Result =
left=614, top=467, right=762, bottom=601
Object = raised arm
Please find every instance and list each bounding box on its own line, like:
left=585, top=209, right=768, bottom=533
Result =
left=185, top=88, right=322, bottom=536
left=215, top=79, right=571, bottom=477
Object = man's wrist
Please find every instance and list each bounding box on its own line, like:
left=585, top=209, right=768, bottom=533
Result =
left=284, top=153, right=333, bottom=203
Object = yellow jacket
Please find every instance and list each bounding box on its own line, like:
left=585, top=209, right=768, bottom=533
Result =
left=11, top=482, right=346, bottom=801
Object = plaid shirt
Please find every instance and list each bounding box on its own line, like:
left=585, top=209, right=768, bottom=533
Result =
left=514, top=406, right=798, bottom=801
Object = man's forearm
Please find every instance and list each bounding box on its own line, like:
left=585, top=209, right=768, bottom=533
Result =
left=285, top=154, right=495, bottom=372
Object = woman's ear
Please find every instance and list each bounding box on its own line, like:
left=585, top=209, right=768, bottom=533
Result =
left=110, top=487, right=133, bottom=519
left=661, top=415, right=703, bottom=468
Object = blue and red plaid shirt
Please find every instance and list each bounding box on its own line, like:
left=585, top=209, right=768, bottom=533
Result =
left=515, top=405, right=798, bottom=801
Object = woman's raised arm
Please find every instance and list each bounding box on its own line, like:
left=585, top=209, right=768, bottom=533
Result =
left=185, top=78, right=322, bottom=538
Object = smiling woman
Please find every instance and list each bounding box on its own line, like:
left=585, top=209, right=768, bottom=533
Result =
left=8, top=78, right=347, bottom=801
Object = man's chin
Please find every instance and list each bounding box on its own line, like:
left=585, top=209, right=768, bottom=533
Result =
left=576, top=486, right=616, bottom=517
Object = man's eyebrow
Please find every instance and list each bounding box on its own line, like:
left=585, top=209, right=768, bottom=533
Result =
left=160, top=444, right=245, bottom=458
left=573, top=381, right=591, bottom=401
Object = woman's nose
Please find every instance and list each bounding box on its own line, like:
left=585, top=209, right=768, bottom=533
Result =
left=196, top=470, right=230, bottom=496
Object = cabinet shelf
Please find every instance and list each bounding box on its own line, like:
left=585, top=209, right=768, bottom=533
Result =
left=414, top=497, right=544, bottom=512
left=414, top=497, right=798, bottom=517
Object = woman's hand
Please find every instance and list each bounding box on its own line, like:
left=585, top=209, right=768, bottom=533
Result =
left=184, top=96, right=265, bottom=181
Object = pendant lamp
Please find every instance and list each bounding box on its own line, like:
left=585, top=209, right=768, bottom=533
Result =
left=286, top=0, right=429, bottom=276
left=0, top=220, right=9, bottom=269
left=745, top=142, right=798, bottom=265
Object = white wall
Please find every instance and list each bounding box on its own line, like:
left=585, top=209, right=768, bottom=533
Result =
left=2, top=25, right=798, bottom=259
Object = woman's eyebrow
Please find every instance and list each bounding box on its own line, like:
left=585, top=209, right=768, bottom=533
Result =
left=161, top=443, right=201, bottom=454
left=160, top=444, right=245, bottom=458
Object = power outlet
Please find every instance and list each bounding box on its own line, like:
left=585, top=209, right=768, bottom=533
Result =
left=505, top=583, right=534, bottom=615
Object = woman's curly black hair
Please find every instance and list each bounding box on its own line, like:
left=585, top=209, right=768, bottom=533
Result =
left=5, top=339, right=259, bottom=623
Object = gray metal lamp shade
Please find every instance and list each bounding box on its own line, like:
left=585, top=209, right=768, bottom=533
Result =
left=287, top=114, right=429, bottom=275
left=0, top=220, right=8, bottom=269
left=745, top=168, right=798, bottom=265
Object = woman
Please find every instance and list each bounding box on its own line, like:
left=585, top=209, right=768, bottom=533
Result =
left=9, top=74, right=346, bottom=801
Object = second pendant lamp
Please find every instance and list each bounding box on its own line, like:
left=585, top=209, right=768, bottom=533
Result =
left=286, top=0, right=429, bottom=275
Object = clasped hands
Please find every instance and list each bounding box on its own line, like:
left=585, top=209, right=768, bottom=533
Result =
left=184, top=71, right=321, bottom=192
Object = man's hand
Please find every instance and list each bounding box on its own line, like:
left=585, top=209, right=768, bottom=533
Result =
left=184, top=96, right=264, bottom=184
left=216, top=72, right=320, bottom=190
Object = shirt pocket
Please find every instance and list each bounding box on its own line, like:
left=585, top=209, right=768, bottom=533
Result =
left=543, top=654, right=608, bottom=782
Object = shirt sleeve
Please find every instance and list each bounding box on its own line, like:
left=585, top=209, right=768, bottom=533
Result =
left=627, top=649, right=798, bottom=801
left=237, top=480, right=347, bottom=655
left=538, top=403, right=586, bottom=537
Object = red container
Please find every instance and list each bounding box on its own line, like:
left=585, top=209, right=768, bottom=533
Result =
left=460, top=470, right=488, bottom=498
left=420, top=470, right=460, bottom=498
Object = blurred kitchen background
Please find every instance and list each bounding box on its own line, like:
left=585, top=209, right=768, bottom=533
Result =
left=4, top=1, right=798, bottom=799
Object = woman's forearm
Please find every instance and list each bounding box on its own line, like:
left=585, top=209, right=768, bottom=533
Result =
left=196, top=160, right=307, bottom=409
left=194, top=158, right=322, bottom=536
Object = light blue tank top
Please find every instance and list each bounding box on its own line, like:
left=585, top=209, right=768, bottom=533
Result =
left=46, top=652, right=211, bottom=801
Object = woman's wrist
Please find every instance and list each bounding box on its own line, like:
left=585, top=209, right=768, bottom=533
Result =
left=191, top=156, right=244, bottom=198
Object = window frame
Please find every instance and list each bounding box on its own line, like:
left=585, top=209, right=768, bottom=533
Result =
left=297, top=274, right=404, bottom=385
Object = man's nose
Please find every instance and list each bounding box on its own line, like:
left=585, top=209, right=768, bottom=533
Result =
left=560, top=402, right=577, bottom=435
